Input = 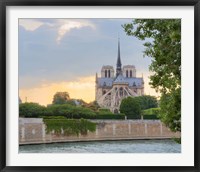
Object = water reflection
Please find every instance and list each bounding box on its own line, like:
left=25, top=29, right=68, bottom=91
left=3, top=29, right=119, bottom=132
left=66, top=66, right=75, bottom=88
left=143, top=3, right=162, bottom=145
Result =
left=19, top=139, right=181, bottom=153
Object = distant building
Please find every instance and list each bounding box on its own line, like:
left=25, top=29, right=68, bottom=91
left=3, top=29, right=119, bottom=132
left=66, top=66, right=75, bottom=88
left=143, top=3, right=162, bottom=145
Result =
left=95, top=39, right=144, bottom=113
left=19, top=97, right=22, bottom=104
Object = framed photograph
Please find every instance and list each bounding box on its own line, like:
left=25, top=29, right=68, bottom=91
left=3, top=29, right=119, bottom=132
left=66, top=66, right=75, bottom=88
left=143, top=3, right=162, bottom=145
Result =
left=1, top=0, right=199, bottom=171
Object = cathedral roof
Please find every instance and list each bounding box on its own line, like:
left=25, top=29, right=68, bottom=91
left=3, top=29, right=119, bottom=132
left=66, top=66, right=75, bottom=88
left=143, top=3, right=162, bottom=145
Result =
left=97, top=77, right=113, bottom=87
left=97, top=76, right=144, bottom=87
left=125, top=77, right=144, bottom=87
left=113, top=74, right=128, bottom=84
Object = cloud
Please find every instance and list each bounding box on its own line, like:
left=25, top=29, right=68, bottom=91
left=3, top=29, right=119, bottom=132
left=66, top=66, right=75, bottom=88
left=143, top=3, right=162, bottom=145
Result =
left=56, top=19, right=96, bottom=44
left=19, top=19, right=45, bottom=31
left=19, top=19, right=96, bottom=44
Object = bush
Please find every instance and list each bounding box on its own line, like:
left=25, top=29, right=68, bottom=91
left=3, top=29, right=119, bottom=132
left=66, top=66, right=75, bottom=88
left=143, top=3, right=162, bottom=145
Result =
left=40, top=116, right=66, bottom=119
left=97, top=110, right=113, bottom=115
left=98, top=108, right=111, bottom=112
left=43, top=118, right=96, bottom=136
left=120, top=97, right=141, bottom=118
left=143, top=115, right=159, bottom=120
left=19, top=103, right=47, bottom=117
left=95, top=113, right=125, bottom=120
left=46, top=104, right=96, bottom=119
left=126, top=115, right=141, bottom=119
left=142, top=108, right=160, bottom=120
left=134, top=95, right=158, bottom=110
left=142, top=108, right=160, bottom=115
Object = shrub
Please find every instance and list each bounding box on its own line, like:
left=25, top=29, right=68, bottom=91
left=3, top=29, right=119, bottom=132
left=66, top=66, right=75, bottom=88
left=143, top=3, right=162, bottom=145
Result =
left=97, top=110, right=113, bottom=115
left=19, top=103, right=47, bottom=117
left=46, top=104, right=96, bottom=119
left=43, top=118, right=96, bottom=136
left=120, top=97, right=141, bottom=118
left=143, top=115, right=159, bottom=120
left=126, top=115, right=141, bottom=119
left=98, top=108, right=111, bottom=112
left=142, top=108, right=160, bottom=120
left=134, top=95, right=158, bottom=110
left=142, top=108, right=160, bottom=115
left=95, top=113, right=125, bottom=120
left=40, top=116, right=66, bottom=119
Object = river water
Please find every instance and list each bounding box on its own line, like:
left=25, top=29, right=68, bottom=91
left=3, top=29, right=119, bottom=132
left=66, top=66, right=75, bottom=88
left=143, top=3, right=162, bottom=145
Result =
left=19, top=139, right=181, bottom=153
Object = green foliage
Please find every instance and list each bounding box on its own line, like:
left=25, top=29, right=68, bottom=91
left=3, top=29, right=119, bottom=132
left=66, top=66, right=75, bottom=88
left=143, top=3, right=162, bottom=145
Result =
left=97, top=110, right=113, bottom=115
left=120, top=97, right=141, bottom=118
left=65, top=99, right=77, bottom=106
left=143, top=115, right=159, bottom=120
left=83, top=101, right=100, bottom=112
left=126, top=115, right=141, bottom=119
left=96, top=112, right=125, bottom=119
left=159, top=88, right=181, bottom=132
left=173, top=137, right=181, bottom=144
left=52, top=92, right=70, bottom=104
left=123, top=19, right=181, bottom=132
left=19, top=103, right=46, bottom=117
left=40, top=116, right=66, bottom=119
left=98, top=108, right=111, bottom=112
left=142, top=108, right=160, bottom=115
left=43, top=118, right=96, bottom=136
left=46, top=104, right=96, bottom=119
left=142, top=107, right=160, bottom=120
left=134, top=95, right=158, bottom=110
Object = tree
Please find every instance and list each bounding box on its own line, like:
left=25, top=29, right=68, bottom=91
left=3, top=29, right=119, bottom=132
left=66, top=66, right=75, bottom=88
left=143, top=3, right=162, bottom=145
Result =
left=159, top=88, right=181, bottom=132
left=19, top=102, right=46, bottom=117
left=46, top=104, right=96, bottom=119
left=120, top=97, right=141, bottom=117
left=134, top=95, right=158, bottom=110
left=84, top=101, right=100, bottom=111
left=52, top=92, right=70, bottom=104
left=123, top=19, right=181, bottom=132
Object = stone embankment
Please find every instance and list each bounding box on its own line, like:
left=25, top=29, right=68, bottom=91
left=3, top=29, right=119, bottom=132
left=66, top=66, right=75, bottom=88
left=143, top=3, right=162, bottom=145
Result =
left=19, top=118, right=180, bottom=145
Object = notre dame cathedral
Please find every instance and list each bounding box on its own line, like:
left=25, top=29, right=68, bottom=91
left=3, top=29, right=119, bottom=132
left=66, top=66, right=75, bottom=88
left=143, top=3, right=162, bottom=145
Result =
left=95, top=39, right=144, bottom=113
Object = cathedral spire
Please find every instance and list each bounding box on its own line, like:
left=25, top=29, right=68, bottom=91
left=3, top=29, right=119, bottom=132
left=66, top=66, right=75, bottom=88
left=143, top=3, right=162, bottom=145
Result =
left=116, top=38, right=122, bottom=77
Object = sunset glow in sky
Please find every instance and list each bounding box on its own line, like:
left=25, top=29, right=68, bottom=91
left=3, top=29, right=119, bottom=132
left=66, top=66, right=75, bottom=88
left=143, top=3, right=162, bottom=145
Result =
left=19, top=18, right=159, bottom=106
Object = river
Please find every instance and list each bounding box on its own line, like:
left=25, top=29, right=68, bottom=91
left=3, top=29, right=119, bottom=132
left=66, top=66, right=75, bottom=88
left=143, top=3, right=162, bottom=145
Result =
left=19, top=139, right=181, bottom=153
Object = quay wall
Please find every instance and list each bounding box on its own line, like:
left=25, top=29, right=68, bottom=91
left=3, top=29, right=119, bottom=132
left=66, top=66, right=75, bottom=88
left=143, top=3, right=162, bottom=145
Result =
left=19, top=118, right=180, bottom=145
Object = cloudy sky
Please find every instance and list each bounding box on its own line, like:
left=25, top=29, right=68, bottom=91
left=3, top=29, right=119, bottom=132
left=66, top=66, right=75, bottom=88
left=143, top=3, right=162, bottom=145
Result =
left=19, top=18, right=159, bottom=105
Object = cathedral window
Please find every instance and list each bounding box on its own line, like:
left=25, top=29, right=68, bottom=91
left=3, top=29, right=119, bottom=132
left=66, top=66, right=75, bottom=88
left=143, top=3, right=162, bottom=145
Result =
left=130, top=70, right=132, bottom=77
left=108, top=70, right=111, bottom=78
left=119, top=87, right=123, bottom=97
left=105, top=70, right=107, bottom=78
left=126, top=70, right=128, bottom=77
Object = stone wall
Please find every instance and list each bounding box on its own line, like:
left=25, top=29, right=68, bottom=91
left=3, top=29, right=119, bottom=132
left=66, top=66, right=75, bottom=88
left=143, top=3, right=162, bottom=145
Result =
left=19, top=118, right=180, bottom=145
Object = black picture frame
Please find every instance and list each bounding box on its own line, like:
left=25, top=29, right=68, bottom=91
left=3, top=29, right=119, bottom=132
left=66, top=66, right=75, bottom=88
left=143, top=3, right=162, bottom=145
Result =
left=0, top=0, right=199, bottom=171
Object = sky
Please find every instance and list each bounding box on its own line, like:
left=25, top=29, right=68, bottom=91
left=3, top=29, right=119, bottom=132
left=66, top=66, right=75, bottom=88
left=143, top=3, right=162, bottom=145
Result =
left=19, top=18, right=159, bottom=106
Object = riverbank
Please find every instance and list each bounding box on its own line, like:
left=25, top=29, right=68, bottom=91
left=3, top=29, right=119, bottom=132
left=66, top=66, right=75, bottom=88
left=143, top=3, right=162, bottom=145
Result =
left=19, top=118, right=180, bottom=145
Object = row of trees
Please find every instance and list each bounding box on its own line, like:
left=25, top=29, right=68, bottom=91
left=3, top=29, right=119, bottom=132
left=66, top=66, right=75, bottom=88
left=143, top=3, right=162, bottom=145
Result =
left=19, top=102, right=127, bottom=119
left=19, top=93, right=158, bottom=119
